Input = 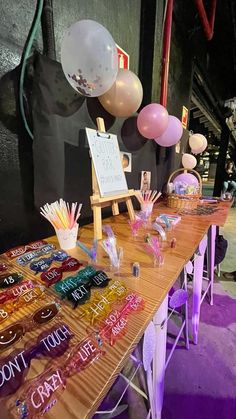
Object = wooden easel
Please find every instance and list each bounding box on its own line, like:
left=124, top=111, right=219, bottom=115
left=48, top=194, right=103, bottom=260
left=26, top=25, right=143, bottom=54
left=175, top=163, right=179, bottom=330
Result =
left=90, top=117, right=135, bottom=240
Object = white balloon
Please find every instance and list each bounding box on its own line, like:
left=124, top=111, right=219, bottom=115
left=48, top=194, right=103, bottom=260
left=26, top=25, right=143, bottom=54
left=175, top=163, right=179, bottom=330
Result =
left=189, top=133, right=207, bottom=153
left=182, top=153, right=197, bottom=169
left=61, top=20, right=118, bottom=97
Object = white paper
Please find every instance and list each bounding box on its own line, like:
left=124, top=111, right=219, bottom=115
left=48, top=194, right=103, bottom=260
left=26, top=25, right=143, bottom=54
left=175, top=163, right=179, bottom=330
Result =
left=86, top=128, right=128, bottom=197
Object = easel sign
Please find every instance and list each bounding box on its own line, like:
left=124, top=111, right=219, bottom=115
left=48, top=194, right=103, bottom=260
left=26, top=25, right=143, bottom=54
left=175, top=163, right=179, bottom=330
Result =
left=85, top=127, right=128, bottom=197
left=86, top=118, right=135, bottom=240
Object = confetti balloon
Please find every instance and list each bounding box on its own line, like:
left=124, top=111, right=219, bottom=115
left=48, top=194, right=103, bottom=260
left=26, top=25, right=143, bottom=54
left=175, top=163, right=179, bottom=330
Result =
left=61, top=20, right=118, bottom=97
left=98, top=69, right=143, bottom=117
left=182, top=153, right=197, bottom=169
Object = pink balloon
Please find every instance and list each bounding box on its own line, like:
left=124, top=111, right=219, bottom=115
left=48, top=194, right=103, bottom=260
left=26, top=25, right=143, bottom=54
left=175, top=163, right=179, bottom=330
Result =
left=154, top=115, right=183, bottom=147
left=137, top=103, right=168, bottom=139
left=173, top=173, right=199, bottom=186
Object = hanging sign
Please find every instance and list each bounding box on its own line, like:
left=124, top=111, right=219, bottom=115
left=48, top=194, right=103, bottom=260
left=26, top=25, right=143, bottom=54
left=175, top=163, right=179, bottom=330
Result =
left=181, top=106, right=188, bottom=129
left=116, top=44, right=129, bottom=69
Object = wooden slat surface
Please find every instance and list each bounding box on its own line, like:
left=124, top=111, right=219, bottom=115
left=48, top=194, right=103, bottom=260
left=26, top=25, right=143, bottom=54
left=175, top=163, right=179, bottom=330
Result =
left=1, top=201, right=231, bottom=419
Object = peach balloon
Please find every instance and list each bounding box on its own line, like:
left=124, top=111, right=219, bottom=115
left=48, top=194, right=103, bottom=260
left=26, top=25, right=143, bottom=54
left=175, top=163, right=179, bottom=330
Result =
left=182, top=153, right=197, bottom=169
left=98, top=69, right=143, bottom=117
left=189, top=133, right=207, bottom=154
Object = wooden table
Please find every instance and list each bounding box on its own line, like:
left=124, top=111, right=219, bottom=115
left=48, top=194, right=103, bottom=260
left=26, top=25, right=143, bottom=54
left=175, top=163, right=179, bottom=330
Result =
left=1, top=201, right=231, bottom=419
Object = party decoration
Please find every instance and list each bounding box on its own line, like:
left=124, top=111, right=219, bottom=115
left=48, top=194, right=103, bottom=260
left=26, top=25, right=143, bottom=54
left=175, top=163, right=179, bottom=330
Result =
left=102, top=237, right=121, bottom=271
left=0, top=286, right=45, bottom=325
left=40, top=200, right=82, bottom=230
left=189, top=133, right=207, bottom=154
left=155, top=115, right=183, bottom=147
left=135, top=189, right=161, bottom=206
left=76, top=239, right=98, bottom=263
left=30, top=251, right=73, bottom=274
left=156, top=214, right=181, bottom=227
left=0, top=280, right=34, bottom=305
left=0, top=272, right=23, bottom=289
left=0, top=323, right=73, bottom=398
left=156, top=215, right=171, bottom=231
left=16, top=367, right=66, bottom=419
left=103, top=225, right=116, bottom=239
left=54, top=266, right=96, bottom=296
left=90, top=271, right=110, bottom=288
left=5, top=240, right=47, bottom=259
left=61, top=20, right=118, bottom=97
left=0, top=302, right=61, bottom=353
left=16, top=244, right=56, bottom=266
left=30, top=257, right=54, bottom=274
left=173, top=173, right=199, bottom=187
left=137, top=103, right=168, bottom=139
left=144, top=234, right=164, bottom=266
left=128, top=219, right=144, bottom=237
left=63, top=284, right=91, bottom=308
left=98, top=69, right=143, bottom=117
left=16, top=334, right=103, bottom=418
left=96, top=293, right=144, bottom=346
left=59, top=271, right=110, bottom=308
left=78, top=281, right=127, bottom=325
left=40, top=257, right=82, bottom=287
left=182, top=153, right=197, bottom=170
left=152, top=223, right=167, bottom=241
left=121, top=116, right=147, bottom=152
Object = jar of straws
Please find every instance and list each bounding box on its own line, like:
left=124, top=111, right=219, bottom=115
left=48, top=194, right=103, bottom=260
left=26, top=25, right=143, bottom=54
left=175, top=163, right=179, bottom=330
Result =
left=40, top=200, right=82, bottom=250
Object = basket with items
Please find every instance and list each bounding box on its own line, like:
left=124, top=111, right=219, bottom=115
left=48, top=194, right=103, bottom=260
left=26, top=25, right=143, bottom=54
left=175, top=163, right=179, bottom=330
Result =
left=167, top=168, right=202, bottom=210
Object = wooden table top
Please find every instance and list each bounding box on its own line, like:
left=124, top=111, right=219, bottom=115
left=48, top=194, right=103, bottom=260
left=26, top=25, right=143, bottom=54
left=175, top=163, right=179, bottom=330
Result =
left=2, top=200, right=231, bottom=419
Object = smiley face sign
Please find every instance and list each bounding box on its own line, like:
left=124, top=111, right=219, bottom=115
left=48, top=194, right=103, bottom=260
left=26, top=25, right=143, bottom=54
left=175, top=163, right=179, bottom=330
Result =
left=33, top=303, right=60, bottom=325
left=0, top=323, right=24, bottom=352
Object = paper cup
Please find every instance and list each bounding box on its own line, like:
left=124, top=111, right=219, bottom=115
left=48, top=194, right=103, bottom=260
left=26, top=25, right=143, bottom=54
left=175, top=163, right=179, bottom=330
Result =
left=55, top=224, right=79, bottom=250
left=141, top=202, right=154, bottom=215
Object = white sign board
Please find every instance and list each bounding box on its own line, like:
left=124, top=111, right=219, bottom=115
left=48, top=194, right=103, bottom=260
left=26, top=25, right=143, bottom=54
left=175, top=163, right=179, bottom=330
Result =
left=86, top=128, right=128, bottom=197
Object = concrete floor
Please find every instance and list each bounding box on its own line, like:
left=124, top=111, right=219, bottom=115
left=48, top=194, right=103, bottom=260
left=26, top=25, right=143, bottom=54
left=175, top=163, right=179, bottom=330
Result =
left=162, top=207, right=236, bottom=419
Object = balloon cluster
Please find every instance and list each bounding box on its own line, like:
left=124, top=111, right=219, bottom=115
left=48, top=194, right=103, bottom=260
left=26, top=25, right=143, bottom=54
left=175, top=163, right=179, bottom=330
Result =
left=137, top=105, right=183, bottom=147
left=181, top=133, right=208, bottom=170
left=61, top=20, right=143, bottom=117
left=61, top=19, right=203, bottom=152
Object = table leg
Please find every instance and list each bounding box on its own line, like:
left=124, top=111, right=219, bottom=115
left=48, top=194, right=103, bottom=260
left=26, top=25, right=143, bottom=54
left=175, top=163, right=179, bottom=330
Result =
left=207, top=224, right=216, bottom=306
left=152, top=294, right=168, bottom=419
left=192, top=251, right=204, bottom=345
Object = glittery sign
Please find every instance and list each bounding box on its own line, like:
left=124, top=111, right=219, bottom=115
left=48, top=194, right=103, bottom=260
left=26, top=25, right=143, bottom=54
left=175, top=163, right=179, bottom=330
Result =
left=29, top=250, right=70, bottom=274
left=40, top=257, right=82, bottom=287
left=64, top=284, right=91, bottom=308
left=0, top=323, right=73, bottom=398
left=0, top=272, right=23, bottom=289
left=15, top=334, right=103, bottom=418
left=96, top=293, right=144, bottom=345
left=0, top=302, right=61, bottom=353
left=16, top=367, right=66, bottom=419
left=0, top=280, right=34, bottom=305
left=0, top=286, right=46, bottom=326
left=54, top=266, right=96, bottom=296
left=78, top=281, right=127, bottom=325
left=5, top=240, right=47, bottom=259
left=16, top=244, right=56, bottom=266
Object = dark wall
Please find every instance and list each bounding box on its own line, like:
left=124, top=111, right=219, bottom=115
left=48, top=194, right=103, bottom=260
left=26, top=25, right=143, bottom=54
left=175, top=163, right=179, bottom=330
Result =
left=0, top=0, right=196, bottom=252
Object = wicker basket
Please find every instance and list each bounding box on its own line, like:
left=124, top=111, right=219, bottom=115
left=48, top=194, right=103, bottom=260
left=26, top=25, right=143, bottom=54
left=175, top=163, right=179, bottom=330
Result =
left=167, top=168, right=202, bottom=210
